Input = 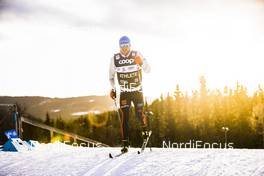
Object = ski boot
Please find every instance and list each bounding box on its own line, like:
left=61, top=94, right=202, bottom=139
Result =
left=121, top=139, right=129, bottom=153
left=142, top=130, right=150, bottom=139
left=141, top=126, right=150, bottom=139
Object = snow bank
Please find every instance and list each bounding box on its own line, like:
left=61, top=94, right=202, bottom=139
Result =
left=0, top=143, right=264, bottom=176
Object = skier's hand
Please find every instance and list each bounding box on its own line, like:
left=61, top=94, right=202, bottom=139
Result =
left=134, top=55, right=143, bottom=66
left=110, top=89, right=116, bottom=100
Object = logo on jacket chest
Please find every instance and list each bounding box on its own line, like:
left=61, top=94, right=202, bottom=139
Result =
left=118, top=58, right=134, bottom=65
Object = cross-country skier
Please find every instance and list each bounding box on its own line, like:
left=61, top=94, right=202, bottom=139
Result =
left=109, top=36, right=151, bottom=153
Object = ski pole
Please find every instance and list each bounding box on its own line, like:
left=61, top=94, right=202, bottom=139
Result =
left=146, top=111, right=154, bottom=151
left=113, top=98, right=121, bottom=123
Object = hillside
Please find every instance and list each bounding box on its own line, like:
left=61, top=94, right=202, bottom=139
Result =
left=0, top=96, right=114, bottom=120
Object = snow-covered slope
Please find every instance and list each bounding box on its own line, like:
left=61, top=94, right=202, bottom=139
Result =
left=0, top=143, right=264, bottom=176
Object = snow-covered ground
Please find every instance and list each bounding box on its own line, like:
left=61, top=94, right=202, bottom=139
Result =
left=0, top=143, right=264, bottom=176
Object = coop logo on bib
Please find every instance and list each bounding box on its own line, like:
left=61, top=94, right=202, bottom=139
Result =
left=119, top=59, right=134, bottom=65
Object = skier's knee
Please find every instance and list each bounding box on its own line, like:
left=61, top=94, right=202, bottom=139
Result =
left=120, top=99, right=129, bottom=109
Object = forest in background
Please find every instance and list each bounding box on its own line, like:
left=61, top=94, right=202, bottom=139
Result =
left=22, top=77, right=264, bottom=149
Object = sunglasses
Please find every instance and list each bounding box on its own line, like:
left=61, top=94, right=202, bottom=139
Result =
left=120, top=43, right=130, bottom=48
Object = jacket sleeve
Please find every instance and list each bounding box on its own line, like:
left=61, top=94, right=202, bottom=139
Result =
left=109, top=56, right=116, bottom=89
left=137, top=52, right=151, bottom=73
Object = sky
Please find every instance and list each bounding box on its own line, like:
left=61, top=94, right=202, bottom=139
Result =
left=0, top=0, right=264, bottom=98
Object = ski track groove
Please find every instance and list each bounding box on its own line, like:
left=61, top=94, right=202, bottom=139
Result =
left=83, top=150, right=139, bottom=176
left=82, top=158, right=114, bottom=176
left=105, top=150, right=154, bottom=176
left=1, top=146, right=264, bottom=176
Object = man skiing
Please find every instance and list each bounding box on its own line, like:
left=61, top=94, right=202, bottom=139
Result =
left=109, top=36, right=151, bottom=153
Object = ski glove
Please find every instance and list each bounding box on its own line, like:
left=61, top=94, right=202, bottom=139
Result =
left=134, top=55, right=143, bottom=66
left=110, top=89, right=116, bottom=99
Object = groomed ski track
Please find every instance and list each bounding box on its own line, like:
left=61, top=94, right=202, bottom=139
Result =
left=0, top=143, right=264, bottom=176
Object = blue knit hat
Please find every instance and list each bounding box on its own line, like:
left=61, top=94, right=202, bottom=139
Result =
left=119, top=36, right=131, bottom=47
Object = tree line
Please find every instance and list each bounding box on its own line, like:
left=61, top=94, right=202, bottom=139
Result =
left=23, top=77, right=264, bottom=148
